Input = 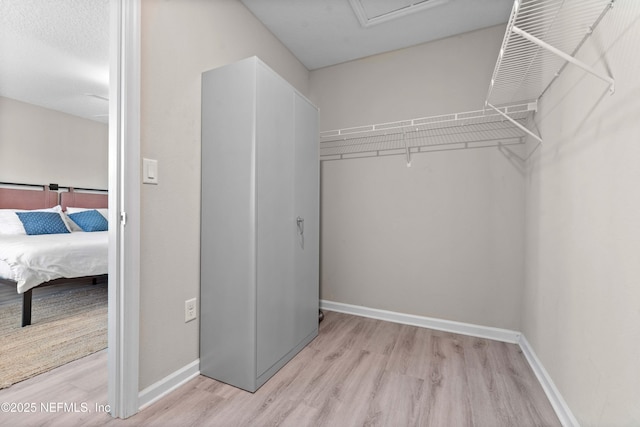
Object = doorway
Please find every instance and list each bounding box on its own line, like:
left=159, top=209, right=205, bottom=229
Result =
left=108, top=0, right=140, bottom=419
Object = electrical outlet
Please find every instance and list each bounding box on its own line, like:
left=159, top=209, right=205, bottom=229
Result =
left=185, top=298, right=197, bottom=322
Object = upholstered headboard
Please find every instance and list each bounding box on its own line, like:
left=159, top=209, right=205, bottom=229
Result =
left=0, top=184, right=108, bottom=211
left=0, top=186, right=58, bottom=210
left=60, top=188, right=108, bottom=211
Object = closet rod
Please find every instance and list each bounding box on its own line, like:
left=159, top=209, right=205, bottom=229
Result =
left=321, top=103, right=536, bottom=141
left=320, top=103, right=536, bottom=161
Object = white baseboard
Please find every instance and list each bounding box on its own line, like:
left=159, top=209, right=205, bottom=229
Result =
left=135, top=303, right=578, bottom=426
left=320, top=300, right=521, bottom=343
left=138, top=359, right=200, bottom=410
left=320, top=299, right=578, bottom=427
left=518, top=336, right=580, bottom=427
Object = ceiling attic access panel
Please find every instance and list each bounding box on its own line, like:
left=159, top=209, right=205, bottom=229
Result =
left=349, top=0, right=451, bottom=27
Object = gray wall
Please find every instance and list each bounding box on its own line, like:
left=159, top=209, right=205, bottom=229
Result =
left=523, top=2, right=640, bottom=424
left=310, top=26, right=525, bottom=330
left=0, top=96, right=108, bottom=188
left=139, top=0, right=309, bottom=390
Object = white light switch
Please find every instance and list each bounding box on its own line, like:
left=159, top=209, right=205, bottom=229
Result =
left=143, top=158, right=158, bottom=184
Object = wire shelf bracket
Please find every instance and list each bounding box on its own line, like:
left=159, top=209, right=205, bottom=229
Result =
left=511, top=26, right=614, bottom=94
left=486, top=0, right=616, bottom=109
left=486, top=102, right=542, bottom=144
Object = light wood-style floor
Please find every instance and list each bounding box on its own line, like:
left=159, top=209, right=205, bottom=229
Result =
left=0, top=311, right=560, bottom=427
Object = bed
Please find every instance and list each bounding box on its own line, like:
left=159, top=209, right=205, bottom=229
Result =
left=0, top=184, right=108, bottom=326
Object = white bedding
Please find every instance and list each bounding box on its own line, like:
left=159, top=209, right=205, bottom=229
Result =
left=0, top=258, right=12, bottom=280
left=0, top=231, right=108, bottom=294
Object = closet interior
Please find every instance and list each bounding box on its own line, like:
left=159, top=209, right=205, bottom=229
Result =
left=320, top=0, right=615, bottom=164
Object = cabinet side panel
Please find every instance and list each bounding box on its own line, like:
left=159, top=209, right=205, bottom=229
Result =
left=200, top=58, right=257, bottom=391
left=255, top=63, right=297, bottom=378
left=293, top=94, right=320, bottom=344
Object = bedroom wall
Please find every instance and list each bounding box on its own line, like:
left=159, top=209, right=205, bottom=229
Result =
left=139, top=0, right=309, bottom=390
left=0, top=96, right=108, bottom=189
left=309, top=25, right=525, bottom=330
left=523, top=2, right=640, bottom=425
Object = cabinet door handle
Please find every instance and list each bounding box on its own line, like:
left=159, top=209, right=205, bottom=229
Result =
left=296, top=216, right=304, bottom=236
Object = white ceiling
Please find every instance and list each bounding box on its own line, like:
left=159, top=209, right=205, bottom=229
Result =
left=241, top=0, right=513, bottom=70
left=0, top=0, right=512, bottom=124
left=0, top=0, right=109, bottom=123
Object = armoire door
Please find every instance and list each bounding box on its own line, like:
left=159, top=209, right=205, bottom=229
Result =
left=200, top=58, right=259, bottom=391
left=292, top=93, right=319, bottom=344
left=255, top=63, right=297, bottom=378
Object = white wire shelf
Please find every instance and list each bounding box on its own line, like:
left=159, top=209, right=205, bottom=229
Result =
left=320, top=103, right=537, bottom=163
left=321, top=0, right=614, bottom=163
left=486, top=0, right=615, bottom=107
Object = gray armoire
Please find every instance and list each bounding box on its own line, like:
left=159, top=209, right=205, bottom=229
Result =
left=200, top=57, right=319, bottom=392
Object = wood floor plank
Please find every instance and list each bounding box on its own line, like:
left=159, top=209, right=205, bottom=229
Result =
left=274, top=402, right=319, bottom=427
left=463, top=337, right=513, bottom=427
left=363, top=317, right=403, bottom=356
left=365, top=371, right=425, bottom=426
left=324, top=350, right=388, bottom=426
left=420, top=333, right=472, bottom=427
left=0, top=310, right=561, bottom=427
left=386, top=324, right=437, bottom=380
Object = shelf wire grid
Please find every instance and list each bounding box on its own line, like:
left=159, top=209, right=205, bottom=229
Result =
left=486, top=0, right=615, bottom=107
left=320, top=103, right=536, bottom=161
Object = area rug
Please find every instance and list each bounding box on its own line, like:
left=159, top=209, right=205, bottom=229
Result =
left=0, top=284, right=107, bottom=389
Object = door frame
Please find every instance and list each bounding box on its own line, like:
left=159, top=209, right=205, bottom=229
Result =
left=108, top=0, right=140, bottom=419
